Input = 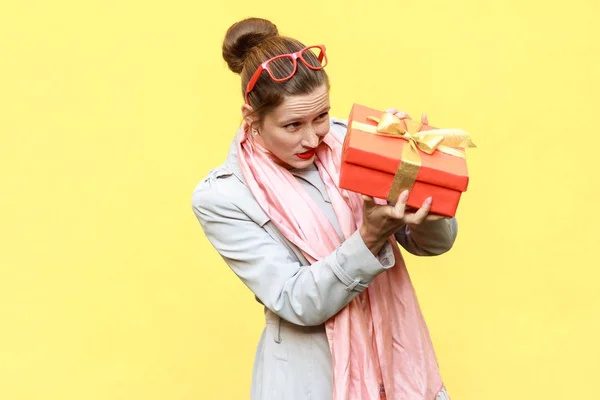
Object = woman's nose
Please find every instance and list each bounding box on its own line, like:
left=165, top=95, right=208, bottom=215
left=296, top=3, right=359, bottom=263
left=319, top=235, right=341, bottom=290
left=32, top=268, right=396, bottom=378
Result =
left=303, top=128, right=320, bottom=147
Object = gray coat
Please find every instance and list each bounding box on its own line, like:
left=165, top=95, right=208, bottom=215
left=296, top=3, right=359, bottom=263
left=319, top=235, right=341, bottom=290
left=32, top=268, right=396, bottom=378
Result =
left=192, top=118, right=457, bottom=400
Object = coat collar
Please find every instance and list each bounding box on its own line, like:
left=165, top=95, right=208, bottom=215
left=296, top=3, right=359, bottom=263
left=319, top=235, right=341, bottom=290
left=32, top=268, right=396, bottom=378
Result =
left=225, top=127, right=245, bottom=184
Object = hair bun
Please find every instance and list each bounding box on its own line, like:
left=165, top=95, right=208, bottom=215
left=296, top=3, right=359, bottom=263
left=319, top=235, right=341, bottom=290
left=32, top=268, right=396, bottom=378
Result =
left=222, top=18, right=278, bottom=74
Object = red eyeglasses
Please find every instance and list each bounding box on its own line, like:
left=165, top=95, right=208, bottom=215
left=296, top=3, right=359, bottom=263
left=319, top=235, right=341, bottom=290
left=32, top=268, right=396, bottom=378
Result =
left=244, top=44, right=328, bottom=105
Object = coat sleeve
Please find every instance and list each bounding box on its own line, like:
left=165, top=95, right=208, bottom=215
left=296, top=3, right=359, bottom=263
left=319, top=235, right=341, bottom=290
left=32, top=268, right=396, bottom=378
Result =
left=192, top=186, right=396, bottom=327
left=394, top=218, right=458, bottom=256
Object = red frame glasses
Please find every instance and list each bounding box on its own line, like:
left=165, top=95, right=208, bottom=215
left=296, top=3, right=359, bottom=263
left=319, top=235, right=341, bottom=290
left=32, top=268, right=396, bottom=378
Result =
left=244, top=44, right=328, bottom=105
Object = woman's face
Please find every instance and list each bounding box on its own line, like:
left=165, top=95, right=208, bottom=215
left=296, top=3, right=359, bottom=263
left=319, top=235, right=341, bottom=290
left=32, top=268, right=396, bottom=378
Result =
left=246, top=85, right=331, bottom=169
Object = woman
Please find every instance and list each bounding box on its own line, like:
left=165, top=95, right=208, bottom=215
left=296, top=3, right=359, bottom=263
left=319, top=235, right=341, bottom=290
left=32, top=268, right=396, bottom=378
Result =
left=192, top=17, right=457, bottom=400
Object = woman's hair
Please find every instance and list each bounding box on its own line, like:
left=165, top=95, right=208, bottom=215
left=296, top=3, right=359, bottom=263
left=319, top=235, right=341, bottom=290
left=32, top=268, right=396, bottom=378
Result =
left=222, top=18, right=329, bottom=122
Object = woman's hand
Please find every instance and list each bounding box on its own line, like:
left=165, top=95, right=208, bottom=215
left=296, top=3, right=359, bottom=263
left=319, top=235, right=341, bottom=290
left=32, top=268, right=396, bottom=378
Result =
left=358, top=107, right=448, bottom=255
left=385, top=107, right=429, bottom=125
left=360, top=190, right=439, bottom=255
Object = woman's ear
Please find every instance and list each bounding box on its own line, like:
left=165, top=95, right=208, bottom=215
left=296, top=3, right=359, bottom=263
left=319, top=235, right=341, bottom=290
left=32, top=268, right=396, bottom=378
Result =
left=241, top=104, right=256, bottom=129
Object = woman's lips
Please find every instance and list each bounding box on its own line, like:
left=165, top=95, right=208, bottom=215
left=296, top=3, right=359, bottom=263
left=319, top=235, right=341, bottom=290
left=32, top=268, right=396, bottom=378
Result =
left=296, top=149, right=316, bottom=160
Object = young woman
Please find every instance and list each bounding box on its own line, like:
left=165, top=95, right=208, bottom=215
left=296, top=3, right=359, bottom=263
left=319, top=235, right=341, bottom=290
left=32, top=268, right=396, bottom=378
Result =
left=192, top=17, right=456, bottom=400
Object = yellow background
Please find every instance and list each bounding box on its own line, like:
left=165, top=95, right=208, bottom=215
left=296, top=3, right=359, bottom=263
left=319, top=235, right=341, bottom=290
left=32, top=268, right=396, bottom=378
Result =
left=1, top=0, right=599, bottom=399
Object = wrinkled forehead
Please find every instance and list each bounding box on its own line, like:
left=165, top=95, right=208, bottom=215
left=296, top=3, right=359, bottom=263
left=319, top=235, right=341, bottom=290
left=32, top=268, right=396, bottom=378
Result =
left=269, top=85, right=330, bottom=121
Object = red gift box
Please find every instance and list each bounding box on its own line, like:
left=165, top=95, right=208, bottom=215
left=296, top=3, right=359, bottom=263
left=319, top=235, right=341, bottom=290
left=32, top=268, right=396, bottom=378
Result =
left=339, top=104, right=474, bottom=217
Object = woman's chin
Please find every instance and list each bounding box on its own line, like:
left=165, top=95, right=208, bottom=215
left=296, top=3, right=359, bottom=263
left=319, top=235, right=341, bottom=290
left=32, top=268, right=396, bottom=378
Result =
left=271, top=153, right=315, bottom=170
left=289, top=155, right=315, bottom=169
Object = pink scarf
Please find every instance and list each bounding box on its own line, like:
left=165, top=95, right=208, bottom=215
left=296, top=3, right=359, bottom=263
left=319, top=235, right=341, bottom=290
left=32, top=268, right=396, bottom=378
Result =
left=236, top=123, right=443, bottom=400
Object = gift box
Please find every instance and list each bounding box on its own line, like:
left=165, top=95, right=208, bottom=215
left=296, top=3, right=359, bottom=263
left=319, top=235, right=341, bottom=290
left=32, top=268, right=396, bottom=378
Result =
left=339, top=103, right=475, bottom=217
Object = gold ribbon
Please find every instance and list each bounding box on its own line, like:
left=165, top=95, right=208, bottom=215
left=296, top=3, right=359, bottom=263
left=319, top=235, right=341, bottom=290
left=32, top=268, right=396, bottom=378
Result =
left=351, top=112, right=476, bottom=203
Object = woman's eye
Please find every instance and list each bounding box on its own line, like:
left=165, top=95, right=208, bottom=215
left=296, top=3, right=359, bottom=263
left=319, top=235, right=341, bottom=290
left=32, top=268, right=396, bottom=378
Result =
left=317, top=112, right=329, bottom=120
left=285, top=122, right=300, bottom=129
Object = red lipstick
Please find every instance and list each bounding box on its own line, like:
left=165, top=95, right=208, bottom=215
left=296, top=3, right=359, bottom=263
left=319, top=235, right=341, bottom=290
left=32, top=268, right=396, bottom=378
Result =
left=296, top=149, right=316, bottom=160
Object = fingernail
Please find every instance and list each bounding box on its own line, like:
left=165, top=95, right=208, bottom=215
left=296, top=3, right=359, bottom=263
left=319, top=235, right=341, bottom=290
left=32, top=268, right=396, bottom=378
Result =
left=399, top=190, right=409, bottom=201
left=425, top=197, right=432, bottom=205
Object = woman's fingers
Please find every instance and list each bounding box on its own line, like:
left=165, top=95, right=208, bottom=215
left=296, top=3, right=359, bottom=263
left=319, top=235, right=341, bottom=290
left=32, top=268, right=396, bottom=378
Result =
left=385, top=107, right=412, bottom=120
left=361, top=195, right=376, bottom=209
left=424, top=214, right=446, bottom=221
left=385, top=108, right=430, bottom=124
left=391, top=190, right=409, bottom=218
left=364, top=190, right=441, bottom=225
left=404, top=197, right=432, bottom=224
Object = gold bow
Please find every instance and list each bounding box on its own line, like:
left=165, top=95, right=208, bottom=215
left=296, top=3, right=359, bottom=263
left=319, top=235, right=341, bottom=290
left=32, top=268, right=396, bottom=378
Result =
left=351, top=112, right=476, bottom=203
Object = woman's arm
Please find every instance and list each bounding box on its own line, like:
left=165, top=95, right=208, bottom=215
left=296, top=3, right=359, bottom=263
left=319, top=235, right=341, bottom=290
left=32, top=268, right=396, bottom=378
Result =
left=395, top=218, right=458, bottom=256
left=192, top=188, right=395, bottom=327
